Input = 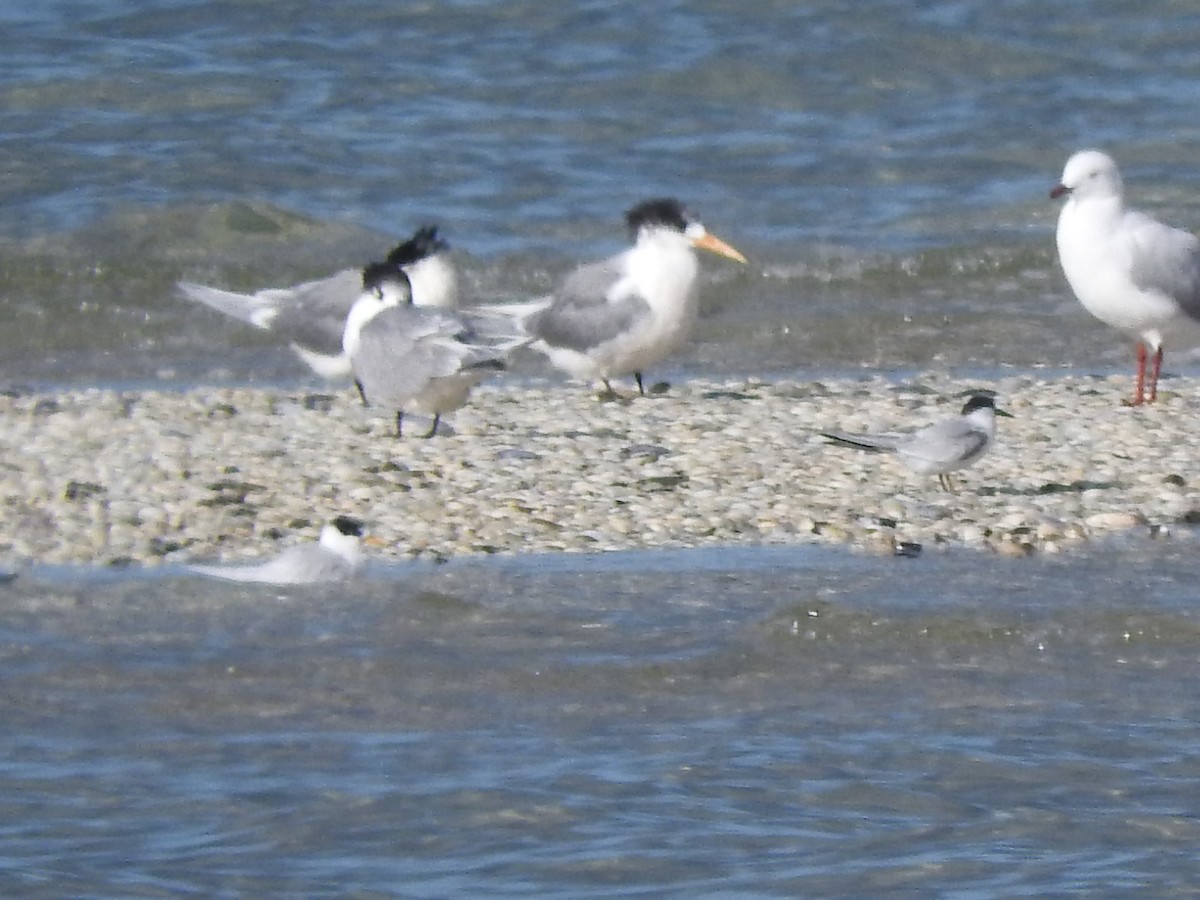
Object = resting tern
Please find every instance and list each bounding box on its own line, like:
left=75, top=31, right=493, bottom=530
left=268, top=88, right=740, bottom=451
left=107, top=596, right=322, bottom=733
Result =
left=1052, top=150, right=1200, bottom=405
left=821, top=394, right=1012, bottom=492
left=177, top=225, right=459, bottom=378
left=484, top=198, right=746, bottom=395
left=344, top=263, right=515, bottom=438
left=187, top=516, right=365, bottom=584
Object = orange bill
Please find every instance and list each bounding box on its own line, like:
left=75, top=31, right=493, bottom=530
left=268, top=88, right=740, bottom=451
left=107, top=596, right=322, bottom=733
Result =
left=692, top=232, right=747, bottom=264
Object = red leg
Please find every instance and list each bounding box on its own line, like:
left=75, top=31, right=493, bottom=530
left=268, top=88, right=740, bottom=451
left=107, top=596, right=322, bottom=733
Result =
left=1132, top=343, right=1147, bottom=406
left=1148, top=346, right=1164, bottom=403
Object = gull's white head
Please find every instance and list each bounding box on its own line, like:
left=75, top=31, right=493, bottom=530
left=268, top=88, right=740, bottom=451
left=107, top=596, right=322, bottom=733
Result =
left=1050, top=150, right=1124, bottom=203
left=624, top=197, right=747, bottom=264
left=318, top=515, right=365, bottom=565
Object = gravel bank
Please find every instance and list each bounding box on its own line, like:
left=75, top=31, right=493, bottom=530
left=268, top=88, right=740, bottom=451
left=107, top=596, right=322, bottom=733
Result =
left=1, top=373, right=1195, bottom=568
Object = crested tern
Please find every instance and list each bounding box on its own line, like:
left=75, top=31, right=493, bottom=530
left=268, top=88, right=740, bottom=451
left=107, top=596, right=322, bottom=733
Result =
left=177, top=225, right=459, bottom=378
left=485, top=198, right=745, bottom=396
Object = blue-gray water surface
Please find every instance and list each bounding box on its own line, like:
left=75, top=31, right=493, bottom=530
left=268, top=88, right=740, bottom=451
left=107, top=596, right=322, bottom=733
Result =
left=5, top=1, right=1200, bottom=894
left=4, top=0, right=1200, bottom=385
left=5, top=544, right=1200, bottom=896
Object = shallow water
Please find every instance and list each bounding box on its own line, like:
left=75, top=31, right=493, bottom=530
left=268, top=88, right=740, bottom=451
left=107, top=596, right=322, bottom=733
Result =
left=4, top=1, right=1200, bottom=384
left=5, top=1, right=1200, bottom=894
left=5, top=543, right=1200, bottom=895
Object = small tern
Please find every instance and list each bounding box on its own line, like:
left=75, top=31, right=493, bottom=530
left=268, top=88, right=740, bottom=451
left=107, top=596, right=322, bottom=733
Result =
left=187, top=516, right=365, bottom=584
left=177, top=225, right=459, bottom=378
left=821, top=394, right=1012, bottom=492
left=1052, top=150, right=1200, bottom=405
left=483, top=198, right=746, bottom=396
left=344, top=263, right=516, bottom=438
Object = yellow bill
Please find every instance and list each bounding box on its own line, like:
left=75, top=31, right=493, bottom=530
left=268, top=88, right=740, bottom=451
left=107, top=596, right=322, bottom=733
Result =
left=692, top=232, right=747, bottom=264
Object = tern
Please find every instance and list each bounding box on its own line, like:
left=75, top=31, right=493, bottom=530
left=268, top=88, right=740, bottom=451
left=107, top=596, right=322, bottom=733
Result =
left=177, top=225, right=459, bottom=378
left=186, top=516, right=365, bottom=584
left=1052, top=150, right=1200, bottom=405
left=821, top=394, right=1011, bottom=492
left=344, top=263, right=516, bottom=438
left=482, top=198, right=746, bottom=396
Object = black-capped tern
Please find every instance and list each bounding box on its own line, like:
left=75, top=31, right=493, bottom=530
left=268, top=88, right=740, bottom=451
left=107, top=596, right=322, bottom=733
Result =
left=822, top=394, right=1012, bottom=492
left=186, top=516, right=365, bottom=584
left=343, top=263, right=516, bottom=438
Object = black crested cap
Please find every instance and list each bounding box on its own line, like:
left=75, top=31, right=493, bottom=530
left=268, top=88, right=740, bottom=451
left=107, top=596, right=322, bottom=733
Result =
left=331, top=516, right=364, bottom=537
left=959, top=394, right=998, bottom=415
left=385, top=225, right=449, bottom=268
left=361, top=261, right=412, bottom=297
left=625, top=198, right=692, bottom=235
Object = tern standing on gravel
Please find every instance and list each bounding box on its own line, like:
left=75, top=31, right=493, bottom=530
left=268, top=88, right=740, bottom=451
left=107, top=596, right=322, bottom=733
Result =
left=1052, top=150, right=1200, bottom=405
left=484, top=198, right=746, bottom=396
left=344, top=263, right=515, bottom=438
left=821, top=394, right=1012, bottom=492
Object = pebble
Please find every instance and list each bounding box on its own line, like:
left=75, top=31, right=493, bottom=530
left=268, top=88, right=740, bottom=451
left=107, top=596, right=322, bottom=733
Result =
left=0, top=373, right=1196, bottom=567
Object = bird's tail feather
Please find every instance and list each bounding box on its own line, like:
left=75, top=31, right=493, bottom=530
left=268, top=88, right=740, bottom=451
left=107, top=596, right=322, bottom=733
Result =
left=820, top=431, right=902, bottom=452
left=467, top=297, right=554, bottom=328
left=176, top=282, right=278, bottom=329
left=459, top=311, right=536, bottom=353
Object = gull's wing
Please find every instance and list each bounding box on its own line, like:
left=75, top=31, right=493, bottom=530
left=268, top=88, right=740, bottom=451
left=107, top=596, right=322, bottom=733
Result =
left=1124, top=210, right=1200, bottom=318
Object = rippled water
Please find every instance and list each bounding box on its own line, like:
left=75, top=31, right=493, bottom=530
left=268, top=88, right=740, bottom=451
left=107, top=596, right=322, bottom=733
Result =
left=6, top=1, right=1200, bottom=894
left=4, top=1, right=1200, bottom=384
left=5, top=543, right=1200, bottom=895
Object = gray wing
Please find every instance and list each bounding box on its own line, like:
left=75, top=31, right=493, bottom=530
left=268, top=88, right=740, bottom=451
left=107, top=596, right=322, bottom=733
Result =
left=260, top=268, right=363, bottom=354
left=898, top=419, right=989, bottom=469
left=529, top=254, right=652, bottom=351
left=187, top=544, right=352, bottom=584
left=1125, top=210, right=1200, bottom=315
left=178, top=268, right=361, bottom=356
left=353, top=306, right=496, bottom=406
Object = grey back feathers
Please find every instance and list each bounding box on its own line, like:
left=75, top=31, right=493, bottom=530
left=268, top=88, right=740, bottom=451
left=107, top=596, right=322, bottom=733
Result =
left=527, top=258, right=651, bottom=352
